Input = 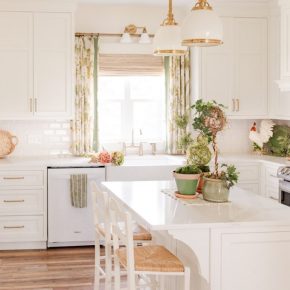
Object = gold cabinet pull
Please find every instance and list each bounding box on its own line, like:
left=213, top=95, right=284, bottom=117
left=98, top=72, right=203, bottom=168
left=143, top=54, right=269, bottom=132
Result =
left=3, top=200, right=25, bottom=203
left=30, top=98, right=33, bottom=112
left=3, top=177, right=25, bottom=180
left=236, top=99, right=240, bottom=112
left=232, top=99, right=235, bottom=112
left=4, top=225, right=25, bottom=229
left=34, top=99, right=38, bottom=112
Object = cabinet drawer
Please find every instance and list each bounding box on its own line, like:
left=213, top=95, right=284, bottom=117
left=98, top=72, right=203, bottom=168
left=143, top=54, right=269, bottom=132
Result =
left=0, top=171, right=43, bottom=187
left=0, top=216, right=44, bottom=242
left=0, top=189, right=44, bottom=215
left=236, top=165, right=260, bottom=182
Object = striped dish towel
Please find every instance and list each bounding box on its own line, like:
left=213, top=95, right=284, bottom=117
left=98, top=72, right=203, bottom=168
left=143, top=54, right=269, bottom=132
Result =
left=70, top=174, right=88, bottom=208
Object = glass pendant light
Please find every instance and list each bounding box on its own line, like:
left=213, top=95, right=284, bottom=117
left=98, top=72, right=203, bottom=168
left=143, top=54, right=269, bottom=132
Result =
left=153, top=0, right=187, bottom=56
left=182, top=0, right=223, bottom=47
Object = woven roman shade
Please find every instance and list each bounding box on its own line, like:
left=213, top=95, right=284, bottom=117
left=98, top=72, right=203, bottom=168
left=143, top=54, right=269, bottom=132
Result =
left=99, top=54, right=164, bottom=76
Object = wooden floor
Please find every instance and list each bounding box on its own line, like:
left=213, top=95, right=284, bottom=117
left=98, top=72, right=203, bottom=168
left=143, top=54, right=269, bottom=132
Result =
left=0, top=246, right=104, bottom=290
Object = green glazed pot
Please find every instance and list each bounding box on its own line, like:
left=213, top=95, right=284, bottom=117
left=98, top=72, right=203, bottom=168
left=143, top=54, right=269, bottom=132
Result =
left=202, top=177, right=229, bottom=203
left=173, top=172, right=200, bottom=195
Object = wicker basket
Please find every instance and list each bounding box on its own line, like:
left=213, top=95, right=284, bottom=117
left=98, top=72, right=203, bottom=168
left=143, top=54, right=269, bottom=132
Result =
left=0, top=130, right=18, bottom=158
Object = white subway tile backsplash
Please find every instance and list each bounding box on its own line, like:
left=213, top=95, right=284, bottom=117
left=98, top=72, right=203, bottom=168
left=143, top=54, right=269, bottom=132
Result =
left=62, top=123, right=70, bottom=129
left=0, top=120, right=72, bottom=156
left=44, top=130, right=54, bottom=135
left=55, top=130, right=67, bottom=135
left=50, top=123, right=61, bottom=129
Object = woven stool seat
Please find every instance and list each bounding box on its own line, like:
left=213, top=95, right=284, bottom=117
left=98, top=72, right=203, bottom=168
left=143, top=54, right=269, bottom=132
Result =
left=97, top=222, right=152, bottom=241
left=116, top=245, right=185, bottom=273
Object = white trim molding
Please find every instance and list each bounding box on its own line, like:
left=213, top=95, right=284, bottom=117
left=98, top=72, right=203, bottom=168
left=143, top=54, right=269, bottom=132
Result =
left=0, top=0, right=77, bottom=12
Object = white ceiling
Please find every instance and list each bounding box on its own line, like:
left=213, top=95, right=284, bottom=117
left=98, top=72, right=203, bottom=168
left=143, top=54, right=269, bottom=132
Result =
left=77, top=0, right=269, bottom=7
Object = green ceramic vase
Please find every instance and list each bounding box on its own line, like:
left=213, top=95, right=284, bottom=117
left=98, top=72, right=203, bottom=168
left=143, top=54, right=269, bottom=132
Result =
left=202, top=177, right=229, bottom=202
left=173, top=172, right=200, bottom=195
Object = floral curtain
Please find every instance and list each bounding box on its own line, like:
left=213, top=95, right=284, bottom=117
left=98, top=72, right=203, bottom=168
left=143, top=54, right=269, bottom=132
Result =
left=166, top=52, right=191, bottom=155
left=72, top=36, right=97, bottom=156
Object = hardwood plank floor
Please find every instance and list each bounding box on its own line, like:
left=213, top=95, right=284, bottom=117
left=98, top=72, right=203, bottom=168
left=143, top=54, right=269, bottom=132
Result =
left=0, top=247, right=104, bottom=290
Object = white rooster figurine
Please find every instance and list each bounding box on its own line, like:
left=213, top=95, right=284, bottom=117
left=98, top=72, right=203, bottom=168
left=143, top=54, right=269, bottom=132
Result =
left=249, top=120, right=275, bottom=149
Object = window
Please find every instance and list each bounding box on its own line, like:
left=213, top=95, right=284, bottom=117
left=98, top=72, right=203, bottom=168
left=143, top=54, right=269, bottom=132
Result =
left=98, top=75, right=166, bottom=145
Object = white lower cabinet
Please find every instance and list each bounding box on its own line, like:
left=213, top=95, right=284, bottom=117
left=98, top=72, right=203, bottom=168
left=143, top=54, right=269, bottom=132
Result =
left=0, top=189, right=43, bottom=214
left=262, top=163, right=282, bottom=201
left=0, top=169, right=46, bottom=250
left=211, top=228, right=290, bottom=290
left=0, top=216, right=44, bottom=242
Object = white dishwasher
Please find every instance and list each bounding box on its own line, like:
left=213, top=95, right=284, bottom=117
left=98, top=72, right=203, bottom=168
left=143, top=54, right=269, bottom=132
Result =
left=48, top=166, right=105, bottom=247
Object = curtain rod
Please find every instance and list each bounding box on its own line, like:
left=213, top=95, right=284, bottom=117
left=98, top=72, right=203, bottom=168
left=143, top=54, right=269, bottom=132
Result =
left=75, top=32, right=155, bottom=38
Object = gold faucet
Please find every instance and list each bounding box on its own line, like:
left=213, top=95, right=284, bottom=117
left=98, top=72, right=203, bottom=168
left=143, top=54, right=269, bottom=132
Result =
left=122, top=129, right=144, bottom=156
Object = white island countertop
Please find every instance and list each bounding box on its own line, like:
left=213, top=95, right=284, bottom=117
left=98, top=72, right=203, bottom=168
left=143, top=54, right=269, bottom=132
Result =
left=102, top=180, right=290, bottom=230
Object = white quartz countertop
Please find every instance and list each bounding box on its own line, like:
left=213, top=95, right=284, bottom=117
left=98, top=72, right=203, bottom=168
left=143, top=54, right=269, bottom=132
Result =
left=0, top=153, right=288, bottom=168
left=0, top=156, right=98, bottom=168
left=102, top=180, right=290, bottom=230
left=0, top=154, right=185, bottom=168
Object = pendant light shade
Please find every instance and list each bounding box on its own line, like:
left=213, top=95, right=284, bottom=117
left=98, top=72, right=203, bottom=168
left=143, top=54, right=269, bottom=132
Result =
left=182, top=0, right=223, bottom=47
left=153, top=0, right=187, bottom=56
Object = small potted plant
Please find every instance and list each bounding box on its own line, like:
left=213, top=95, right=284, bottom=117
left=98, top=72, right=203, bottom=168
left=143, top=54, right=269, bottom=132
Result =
left=191, top=100, right=239, bottom=202
left=173, top=165, right=202, bottom=196
left=186, top=134, right=212, bottom=193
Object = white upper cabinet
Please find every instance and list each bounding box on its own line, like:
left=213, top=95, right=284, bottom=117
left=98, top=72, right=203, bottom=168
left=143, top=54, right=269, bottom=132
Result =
left=200, top=17, right=268, bottom=118
left=0, top=12, right=33, bottom=118
left=0, top=11, right=73, bottom=120
left=201, top=18, right=234, bottom=115
left=34, top=13, right=72, bottom=118
left=277, top=0, right=290, bottom=91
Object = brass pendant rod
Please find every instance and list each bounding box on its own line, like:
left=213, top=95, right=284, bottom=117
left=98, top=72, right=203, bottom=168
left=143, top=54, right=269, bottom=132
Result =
left=163, top=0, right=177, bottom=25
left=168, top=0, right=173, bottom=21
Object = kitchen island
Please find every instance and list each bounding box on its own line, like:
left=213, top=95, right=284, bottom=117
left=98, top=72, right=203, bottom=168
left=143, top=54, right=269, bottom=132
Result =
left=102, top=180, right=290, bottom=290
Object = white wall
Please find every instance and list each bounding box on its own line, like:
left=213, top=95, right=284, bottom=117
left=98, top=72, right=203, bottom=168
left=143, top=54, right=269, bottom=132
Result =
left=74, top=3, right=261, bottom=155
left=0, top=2, right=281, bottom=157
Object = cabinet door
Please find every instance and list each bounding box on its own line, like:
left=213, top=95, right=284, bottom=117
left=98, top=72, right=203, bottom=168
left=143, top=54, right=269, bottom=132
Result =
left=0, top=12, right=33, bottom=119
left=201, top=18, right=234, bottom=114
left=234, top=18, right=268, bottom=117
left=211, top=230, right=290, bottom=290
left=34, top=13, right=72, bottom=118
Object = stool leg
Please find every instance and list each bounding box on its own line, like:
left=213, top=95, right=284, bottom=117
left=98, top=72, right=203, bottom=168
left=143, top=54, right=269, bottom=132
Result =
left=159, top=275, right=165, bottom=290
left=114, top=254, right=121, bottom=290
left=149, top=275, right=158, bottom=290
left=94, top=235, right=101, bottom=290
left=105, top=244, right=112, bottom=289
left=184, top=267, right=190, bottom=290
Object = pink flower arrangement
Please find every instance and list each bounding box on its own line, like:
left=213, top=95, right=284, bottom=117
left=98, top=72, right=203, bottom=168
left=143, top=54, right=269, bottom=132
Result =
left=90, top=151, right=124, bottom=166
left=97, top=151, right=112, bottom=164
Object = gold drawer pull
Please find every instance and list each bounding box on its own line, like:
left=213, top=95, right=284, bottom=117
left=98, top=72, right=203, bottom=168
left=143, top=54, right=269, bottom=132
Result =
left=3, top=200, right=25, bottom=203
left=3, top=177, right=25, bottom=180
left=4, top=225, right=25, bottom=229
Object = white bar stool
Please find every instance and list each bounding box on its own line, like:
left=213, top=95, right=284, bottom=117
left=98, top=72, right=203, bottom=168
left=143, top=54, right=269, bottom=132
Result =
left=109, top=197, right=191, bottom=290
left=91, top=182, right=152, bottom=290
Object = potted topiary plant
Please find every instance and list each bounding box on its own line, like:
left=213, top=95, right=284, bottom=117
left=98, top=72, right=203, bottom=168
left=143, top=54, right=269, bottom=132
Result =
left=186, top=134, right=212, bottom=193
left=191, top=100, right=239, bottom=202
left=173, top=165, right=202, bottom=196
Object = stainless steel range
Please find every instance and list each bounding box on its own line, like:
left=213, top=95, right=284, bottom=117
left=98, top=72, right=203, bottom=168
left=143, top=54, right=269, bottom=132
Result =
left=278, top=166, right=290, bottom=206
